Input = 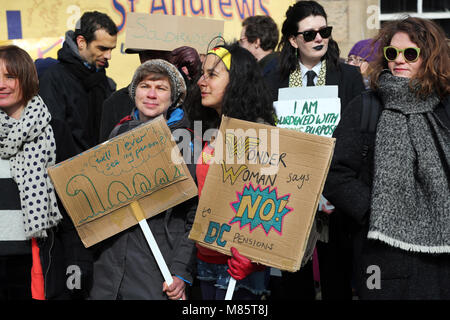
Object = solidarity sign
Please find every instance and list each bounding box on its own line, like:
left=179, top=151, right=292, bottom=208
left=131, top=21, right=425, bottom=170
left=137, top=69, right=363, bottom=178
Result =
left=189, top=116, right=335, bottom=272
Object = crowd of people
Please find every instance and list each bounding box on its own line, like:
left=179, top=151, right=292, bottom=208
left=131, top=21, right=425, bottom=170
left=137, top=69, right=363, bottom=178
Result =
left=0, top=0, right=448, bottom=301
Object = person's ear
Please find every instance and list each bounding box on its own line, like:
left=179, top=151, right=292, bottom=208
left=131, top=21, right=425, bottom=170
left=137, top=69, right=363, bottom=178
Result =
left=288, top=35, right=299, bottom=49
left=76, top=35, right=87, bottom=51
left=255, top=38, right=261, bottom=49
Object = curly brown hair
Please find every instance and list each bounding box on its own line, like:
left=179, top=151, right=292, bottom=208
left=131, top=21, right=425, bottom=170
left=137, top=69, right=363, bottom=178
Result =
left=369, top=17, right=450, bottom=99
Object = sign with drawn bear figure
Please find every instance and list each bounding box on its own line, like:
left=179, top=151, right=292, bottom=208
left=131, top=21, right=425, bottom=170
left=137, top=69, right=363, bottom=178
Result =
left=48, top=115, right=198, bottom=247
left=189, top=116, right=335, bottom=272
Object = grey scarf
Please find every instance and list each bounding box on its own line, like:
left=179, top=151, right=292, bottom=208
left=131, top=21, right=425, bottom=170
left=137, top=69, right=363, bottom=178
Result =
left=0, top=95, right=62, bottom=238
left=367, top=72, right=450, bottom=253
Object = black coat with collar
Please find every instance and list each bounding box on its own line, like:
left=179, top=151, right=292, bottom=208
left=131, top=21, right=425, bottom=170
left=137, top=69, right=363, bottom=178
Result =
left=39, top=41, right=116, bottom=153
left=264, top=58, right=365, bottom=297
left=264, top=59, right=365, bottom=111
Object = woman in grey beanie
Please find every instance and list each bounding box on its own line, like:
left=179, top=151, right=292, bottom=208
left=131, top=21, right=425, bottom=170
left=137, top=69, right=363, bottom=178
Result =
left=323, top=17, right=450, bottom=300
left=90, top=59, right=198, bottom=300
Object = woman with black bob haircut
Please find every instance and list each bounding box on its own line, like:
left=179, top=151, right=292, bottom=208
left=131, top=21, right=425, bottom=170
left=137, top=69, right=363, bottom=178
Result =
left=189, top=41, right=275, bottom=300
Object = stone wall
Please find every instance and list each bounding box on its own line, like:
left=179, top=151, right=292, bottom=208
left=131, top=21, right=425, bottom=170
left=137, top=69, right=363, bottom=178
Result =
left=314, top=0, right=379, bottom=58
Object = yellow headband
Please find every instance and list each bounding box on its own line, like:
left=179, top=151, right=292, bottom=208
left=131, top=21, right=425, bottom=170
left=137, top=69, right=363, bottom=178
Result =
left=207, top=47, right=231, bottom=70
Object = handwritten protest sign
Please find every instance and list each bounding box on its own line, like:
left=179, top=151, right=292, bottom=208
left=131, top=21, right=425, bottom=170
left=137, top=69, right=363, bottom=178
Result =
left=48, top=115, right=197, bottom=247
left=125, top=13, right=224, bottom=53
left=275, top=89, right=341, bottom=234
left=189, top=116, right=335, bottom=272
left=274, top=98, right=341, bottom=138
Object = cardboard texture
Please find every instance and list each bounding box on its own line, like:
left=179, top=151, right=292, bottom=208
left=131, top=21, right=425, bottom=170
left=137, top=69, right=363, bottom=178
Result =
left=48, top=115, right=198, bottom=247
left=125, top=13, right=224, bottom=53
left=189, top=116, right=335, bottom=272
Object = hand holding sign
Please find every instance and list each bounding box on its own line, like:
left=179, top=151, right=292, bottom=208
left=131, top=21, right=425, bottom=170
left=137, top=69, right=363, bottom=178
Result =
left=163, top=277, right=186, bottom=300
left=227, top=247, right=266, bottom=280
left=225, top=247, right=265, bottom=300
left=189, top=117, right=335, bottom=273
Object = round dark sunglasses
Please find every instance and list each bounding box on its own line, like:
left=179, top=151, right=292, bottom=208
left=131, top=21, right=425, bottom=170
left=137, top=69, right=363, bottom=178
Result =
left=295, top=26, right=333, bottom=42
left=383, top=46, right=421, bottom=63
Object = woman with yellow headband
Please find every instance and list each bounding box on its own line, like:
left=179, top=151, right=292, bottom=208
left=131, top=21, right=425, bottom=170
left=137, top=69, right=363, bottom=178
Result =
left=188, top=42, right=275, bottom=300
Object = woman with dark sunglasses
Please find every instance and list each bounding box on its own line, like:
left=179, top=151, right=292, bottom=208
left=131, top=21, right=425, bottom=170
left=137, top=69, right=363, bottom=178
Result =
left=264, top=1, right=365, bottom=301
left=323, top=17, right=450, bottom=300
left=265, top=1, right=364, bottom=110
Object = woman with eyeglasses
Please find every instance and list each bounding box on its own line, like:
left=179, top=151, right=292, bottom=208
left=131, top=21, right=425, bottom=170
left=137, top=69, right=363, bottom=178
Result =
left=323, top=17, right=450, bottom=299
left=346, top=39, right=380, bottom=88
left=265, top=0, right=365, bottom=301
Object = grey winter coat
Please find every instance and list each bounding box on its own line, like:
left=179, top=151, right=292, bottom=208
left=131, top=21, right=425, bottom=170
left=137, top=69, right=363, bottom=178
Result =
left=89, top=108, right=198, bottom=300
left=323, top=88, right=450, bottom=300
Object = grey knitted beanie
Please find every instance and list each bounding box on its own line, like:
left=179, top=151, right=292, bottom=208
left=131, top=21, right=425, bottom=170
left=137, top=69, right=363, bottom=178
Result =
left=129, top=59, right=187, bottom=109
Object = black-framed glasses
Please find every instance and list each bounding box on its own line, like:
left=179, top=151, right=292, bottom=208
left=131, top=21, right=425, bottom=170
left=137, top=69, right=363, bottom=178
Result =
left=295, top=26, right=333, bottom=42
left=383, top=46, right=421, bottom=63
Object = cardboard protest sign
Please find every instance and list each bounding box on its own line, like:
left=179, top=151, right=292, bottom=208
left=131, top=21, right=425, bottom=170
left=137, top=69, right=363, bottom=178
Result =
left=189, top=116, right=335, bottom=272
left=275, top=86, right=341, bottom=224
left=48, top=115, right=197, bottom=247
left=274, top=97, right=341, bottom=138
left=125, top=13, right=224, bottom=53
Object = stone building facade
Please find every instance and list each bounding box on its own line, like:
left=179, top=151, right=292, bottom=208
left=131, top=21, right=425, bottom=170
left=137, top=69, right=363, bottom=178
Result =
left=314, top=0, right=380, bottom=58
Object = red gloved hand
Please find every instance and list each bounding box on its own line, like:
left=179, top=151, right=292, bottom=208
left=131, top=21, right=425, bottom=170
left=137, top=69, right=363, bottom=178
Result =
left=227, top=247, right=266, bottom=281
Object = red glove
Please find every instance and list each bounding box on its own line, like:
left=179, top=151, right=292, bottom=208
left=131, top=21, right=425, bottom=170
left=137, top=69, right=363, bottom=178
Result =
left=227, top=247, right=266, bottom=281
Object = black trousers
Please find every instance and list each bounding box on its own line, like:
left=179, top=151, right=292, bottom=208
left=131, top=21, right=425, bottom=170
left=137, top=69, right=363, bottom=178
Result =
left=0, top=254, right=32, bottom=300
left=316, top=212, right=353, bottom=300
left=268, top=260, right=316, bottom=300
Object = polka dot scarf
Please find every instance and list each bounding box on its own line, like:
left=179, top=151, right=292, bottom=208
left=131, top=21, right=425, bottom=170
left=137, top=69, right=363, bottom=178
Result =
left=0, top=95, right=62, bottom=239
